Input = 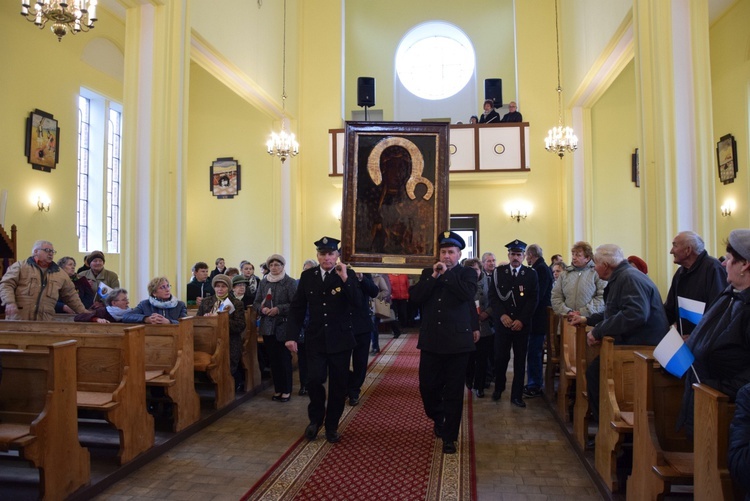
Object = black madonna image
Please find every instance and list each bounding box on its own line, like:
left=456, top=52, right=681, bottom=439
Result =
left=341, top=122, right=449, bottom=268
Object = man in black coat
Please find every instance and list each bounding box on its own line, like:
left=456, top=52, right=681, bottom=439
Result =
left=524, top=244, right=553, bottom=398
left=285, top=236, right=363, bottom=444
left=489, top=239, right=539, bottom=407
left=348, top=271, right=379, bottom=406
left=410, top=231, right=478, bottom=454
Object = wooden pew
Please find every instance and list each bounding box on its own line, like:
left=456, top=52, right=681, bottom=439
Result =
left=243, top=307, right=262, bottom=392
left=192, top=312, right=234, bottom=408
left=594, top=337, right=655, bottom=492
left=544, top=307, right=562, bottom=403
left=573, top=323, right=598, bottom=450
left=0, top=341, right=90, bottom=500
left=557, top=318, right=578, bottom=423
left=626, top=352, right=693, bottom=501
left=0, top=319, right=201, bottom=433
left=693, top=383, right=742, bottom=501
left=0, top=327, right=155, bottom=465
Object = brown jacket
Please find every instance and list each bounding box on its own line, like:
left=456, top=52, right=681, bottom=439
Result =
left=0, top=257, right=86, bottom=320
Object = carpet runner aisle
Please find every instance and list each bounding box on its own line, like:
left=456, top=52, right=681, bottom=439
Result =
left=242, top=334, right=476, bottom=500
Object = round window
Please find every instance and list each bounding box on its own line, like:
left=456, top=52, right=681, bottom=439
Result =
left=395, top=22, right=475, bottom=101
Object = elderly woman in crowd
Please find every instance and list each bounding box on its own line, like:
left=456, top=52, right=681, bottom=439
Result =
left=551, top=241, right=606, bottom=317
left=254, top=254, right=297, bottom=402
left=231, top=275, right=253, bottom=309
left=74, top=288, right=131, bottom=323
left=240, top=260, right=261, bottom=300
left=197, top=274, right=246, bottom=390
left=463, top=258, right=494, bottom=398
left=56, top=256, right=96, bottom=313
left=124, top=276, right=187, bottom=324
left=678, top=229, right=750, bottom=438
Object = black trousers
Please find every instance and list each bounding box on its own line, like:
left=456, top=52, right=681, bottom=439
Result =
left=494, top=326, right=529, bottom=400
left=348, top=331, right=371, bottom=399
left=307, top=348, right=350, bottom=432
left=297, top=341, right=308, bottom=389
left=586, top=355, right=601, bottom=422
left=467, top=334, right=494, bottom=390
left=419, top=350, right=471, bottom=442
left=265, top=334, right=293, bottom=394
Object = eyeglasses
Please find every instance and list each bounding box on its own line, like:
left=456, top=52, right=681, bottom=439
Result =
left=158, top=284, right=171, bottom=290
left=39, top=248, right=57, bottom=254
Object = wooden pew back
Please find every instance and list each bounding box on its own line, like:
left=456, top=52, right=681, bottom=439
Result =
left=191, top=312, right=233, bottom=408
left=544, top=307, right=562, bottom=402
left=573, top=323, right=598, bottom=449
left=557, top=317, right=578, bottom=422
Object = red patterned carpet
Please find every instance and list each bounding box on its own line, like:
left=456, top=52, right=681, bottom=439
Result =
left=241, top=334, right=476, bottom=500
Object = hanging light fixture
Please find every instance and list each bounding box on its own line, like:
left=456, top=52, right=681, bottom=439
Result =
left=266, top=0, right=299, bottom=164
left=21, top=0, right=98, bottom=42
left=545, top=0, right=577, bottom=159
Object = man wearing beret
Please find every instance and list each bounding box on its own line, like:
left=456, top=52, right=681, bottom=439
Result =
left=410, top=230, right=479, bottom=454
left=285, top=236, right=363, bottom=444
left=489, top=239, right=539, bottom=408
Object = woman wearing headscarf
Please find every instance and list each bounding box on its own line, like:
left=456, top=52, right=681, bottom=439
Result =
left=677, top=229, right=750, bottom=438
left=197, top=274, right=246, bottom=389
left=253, top=254, right=297, bottom=402
left=123, top=276, right=187, bottom=324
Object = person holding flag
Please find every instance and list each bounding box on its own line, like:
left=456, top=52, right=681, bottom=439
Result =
left=663, top=231, right=727, bottom=339
left=677, top=229, right=750, bottom=438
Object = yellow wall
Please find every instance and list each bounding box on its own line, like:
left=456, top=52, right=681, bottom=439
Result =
left=186, top=63, right=280, bottom=277
left=710, top=0, right=750, bottom=243
left=0, top=2, right=124, bottom=271
left=590, top=60, right=641, bottom=254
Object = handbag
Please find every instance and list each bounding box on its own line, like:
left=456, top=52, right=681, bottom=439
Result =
left=373, top=299, right=395, bottom=320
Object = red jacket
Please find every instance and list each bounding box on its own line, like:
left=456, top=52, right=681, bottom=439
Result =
left=388, top=274, right=410, bottom=300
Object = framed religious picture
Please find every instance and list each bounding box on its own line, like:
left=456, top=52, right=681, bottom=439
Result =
left=717, top=134, right=738, bottom=185
left=341, top=121, right=450, bottom=268
left=25, top=109, right=60, bottom=172
left=210, top=157, right=241, bottom=199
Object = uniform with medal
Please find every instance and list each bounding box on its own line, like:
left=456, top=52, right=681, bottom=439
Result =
left=489, top=239, right=539, bottom=407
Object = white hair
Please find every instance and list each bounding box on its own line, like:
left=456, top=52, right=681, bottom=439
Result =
left=594, top=244, right=625, bottom=267
left=679, top=231, right=705, bottom=254
left=31, top=240, right=52, bottom=253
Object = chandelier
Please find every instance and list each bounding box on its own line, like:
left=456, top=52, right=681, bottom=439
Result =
left=21, top=0, right=98, bottom=42
left=266, top=0, right=299, bottom=163
left=545, top=0, right=577, bottom=159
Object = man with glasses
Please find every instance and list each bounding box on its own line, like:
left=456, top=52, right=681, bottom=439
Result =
left=0, top=240, right=87, bottom=320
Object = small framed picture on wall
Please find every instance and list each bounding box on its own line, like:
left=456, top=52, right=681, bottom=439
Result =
left=717, top=134, right=738, bottom=185
left=25, top=109, right=60, bottom=173
left=210, top=157, right=241, bottom=199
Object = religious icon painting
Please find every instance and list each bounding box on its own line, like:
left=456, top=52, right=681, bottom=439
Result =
left=210, top=157, right=241, bottom=199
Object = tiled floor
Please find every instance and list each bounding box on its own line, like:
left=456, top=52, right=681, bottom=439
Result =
left=94, top=333, right=602, bottom=500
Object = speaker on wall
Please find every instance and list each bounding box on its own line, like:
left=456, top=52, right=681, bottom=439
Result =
left=484, top=78, right=503, bottom=108
left=357, top=77, right=376, bottom=107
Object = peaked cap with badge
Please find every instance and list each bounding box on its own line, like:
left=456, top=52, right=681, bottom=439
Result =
left=438, top=230, right=466, bottom=250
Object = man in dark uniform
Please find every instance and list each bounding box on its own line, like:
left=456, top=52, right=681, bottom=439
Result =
left=524, top=244, right=554, bottom=398
left=285, top=236, right=362, bottom=443
left=489, top=239, right=539, bottom=407
left=348, top=271, right=379, bottom=406
left=410, top=231, right=478, bottom=454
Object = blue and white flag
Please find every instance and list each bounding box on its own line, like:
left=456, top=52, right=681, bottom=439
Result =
left=677, top=296, right=705, bottom=326
left=654, top=326, right=695, bottom=378
left=97, top=282, right=113, bottom=298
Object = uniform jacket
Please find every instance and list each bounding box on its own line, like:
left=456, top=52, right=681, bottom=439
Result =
left=79, top=268, right=120, bottom=289
left=551, top=260, right=606, bottom=316
left=252, top=274, right=297, bottom=342
left=531, top=257, right=554, bottom=335
left=123, top=297, right=187, bottom=324
left=587, top=261, right=668, bottom=345
left=199, top=294, right=246, bottom=337
left=0, top=257, right=86, bottom=320
left=287, top=265, right=362, bottom=354
left=729, top=383, right=750, bottom=498
left=664, top=250, right=727, bottom=336
left=489, top=264, right=539, bottom=331
left=410, top=263, right=478, bottom=354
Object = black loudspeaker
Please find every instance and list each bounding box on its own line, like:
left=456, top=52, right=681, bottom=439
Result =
left=484, top=78, right=503, bottom=108
left=357, top=77, right=376, bottom=107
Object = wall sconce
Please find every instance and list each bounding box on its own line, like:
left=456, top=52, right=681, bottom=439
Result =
left=510, top=209, right=527, bottom=223
left=721, top=200, right=735, bottom=217
left=37, top=196, right=51, bottom=212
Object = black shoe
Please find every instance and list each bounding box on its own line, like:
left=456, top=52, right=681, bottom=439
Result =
left=511, top=397, right=527, bottom=408
left=522, top=387, right=542, bottom=398
left=475, top=389, right=485, bottom=398
left=393, top=333, right=401, bottom=339
left=348, top=396, right=360, bottom=406
left=442, top=440, right=457, bottom=454
left=279, top=394, right=290, bottom=402
left=236, top=383, right=246, bottom=393
left=491, top=391, right=502, bottom=401
left=325, top=430, right=341, bottom=443
left=586, top=436, right=596, bottom=450
left=433, top=421, right=444, bottom=438
left=298, top=386, right=308, bottom=396
left=370, top=349, right=380, bottom=355
left=272, top=394, right=282, bottom=401
left=304, top=422, right=321, bottom=440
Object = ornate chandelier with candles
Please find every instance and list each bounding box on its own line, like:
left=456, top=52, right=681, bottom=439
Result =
left=545, top=0, right=577, bottom=159
left=266, top=0, right=299, bottom=164
left=21, top=0, right=98, bottom=42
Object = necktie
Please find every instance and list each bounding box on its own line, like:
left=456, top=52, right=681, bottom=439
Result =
left=323, top=271, right=329, bottom=281
left=512, top=269, right=517, bottom=278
